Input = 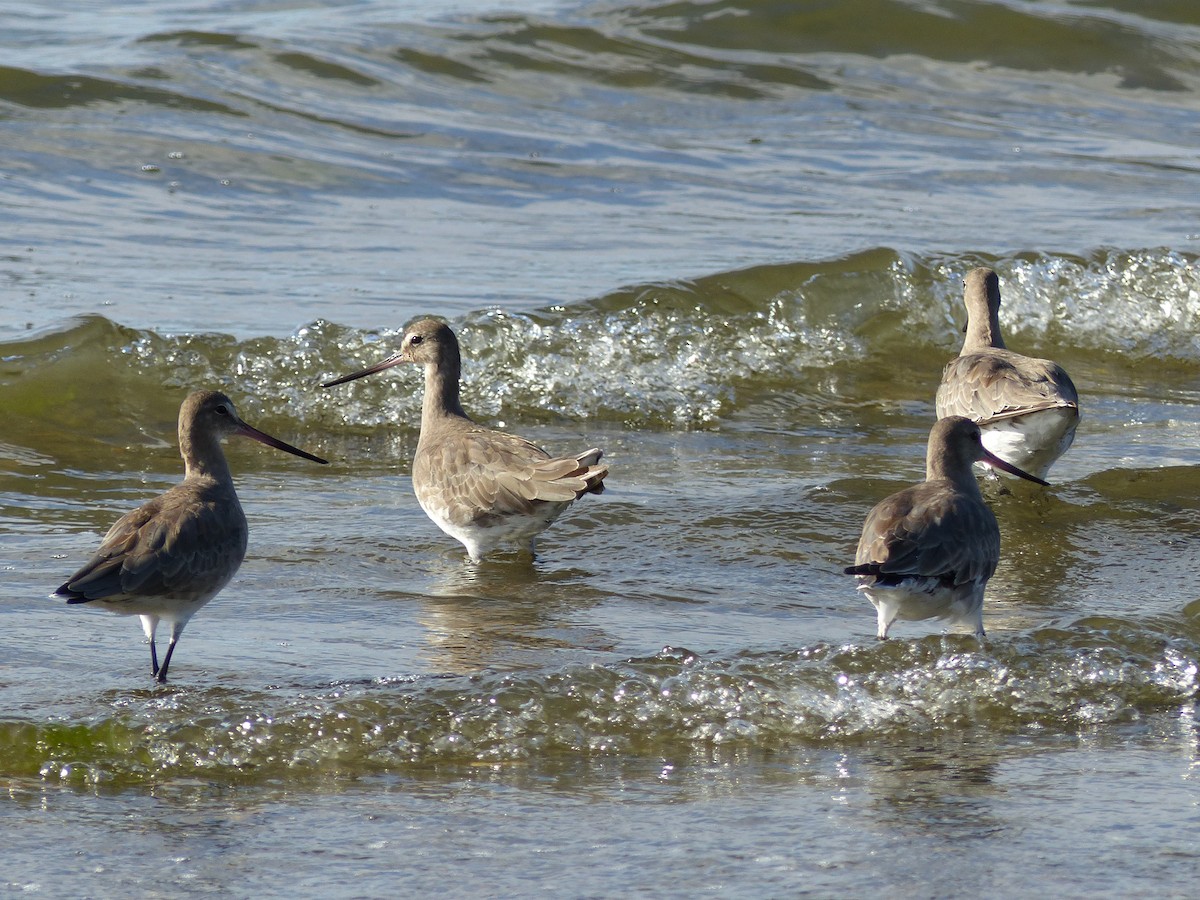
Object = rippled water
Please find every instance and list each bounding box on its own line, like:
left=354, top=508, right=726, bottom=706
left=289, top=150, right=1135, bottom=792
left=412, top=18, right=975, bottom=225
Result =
left=4, top=1, right=1200, bottom=896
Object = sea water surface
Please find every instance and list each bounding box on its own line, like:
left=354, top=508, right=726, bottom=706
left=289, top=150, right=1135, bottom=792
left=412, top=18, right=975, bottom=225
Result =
left=3, top=1, right=1200, bottom=896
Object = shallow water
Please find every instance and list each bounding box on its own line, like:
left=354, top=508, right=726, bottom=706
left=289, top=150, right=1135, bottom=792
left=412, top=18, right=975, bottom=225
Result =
left=4, top=1, right=1200, bottom=896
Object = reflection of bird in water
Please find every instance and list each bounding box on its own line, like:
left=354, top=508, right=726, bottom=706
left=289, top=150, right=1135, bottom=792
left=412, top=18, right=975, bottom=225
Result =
left=860, top=740, right=1003, bottom=838
left=414, top=560, right=612, bottom=673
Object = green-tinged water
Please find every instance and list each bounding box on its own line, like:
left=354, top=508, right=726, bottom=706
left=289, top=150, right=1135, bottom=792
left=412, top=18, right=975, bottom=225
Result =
left=3, top=0, right=1200, bottom=896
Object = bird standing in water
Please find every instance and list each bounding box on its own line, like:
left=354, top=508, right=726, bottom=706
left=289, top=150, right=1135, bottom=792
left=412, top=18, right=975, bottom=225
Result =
left=936, top=267, right=1079, bottom=480
left=323, top=318, right=607, bottom=561
left=845, top=416, right=1047, bottom=639
left=55, top=390, right=328, bottom=682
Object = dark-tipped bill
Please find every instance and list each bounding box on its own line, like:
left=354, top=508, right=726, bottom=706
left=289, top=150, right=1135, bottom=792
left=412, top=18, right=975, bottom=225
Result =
left=321, top=354, right=404, bottom=388
left=237, top=423, right=328, bottom=465
left=981, top=448, right=1049, bottom=486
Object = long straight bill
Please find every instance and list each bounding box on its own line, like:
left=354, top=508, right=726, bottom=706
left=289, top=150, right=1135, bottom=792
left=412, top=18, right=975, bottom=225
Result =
left=981, top=448, right=1049, bottom=486
left=237, top=423, right=329, bottom=465
left=321, top=354, right=405, bottom=388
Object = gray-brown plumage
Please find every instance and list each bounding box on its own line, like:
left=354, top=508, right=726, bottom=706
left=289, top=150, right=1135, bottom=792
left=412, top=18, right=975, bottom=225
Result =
left=55, top=390, right=328, bottom=681
left=935, top=267, right=1079, bottom=480
left=323, top=318, right=607, bottom=561
left=844, top=416, right=1046, bottom=639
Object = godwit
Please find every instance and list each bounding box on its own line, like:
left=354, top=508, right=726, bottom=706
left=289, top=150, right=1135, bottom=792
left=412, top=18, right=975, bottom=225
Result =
left=55, top=390, right=328, bottom=682
left=844, top=416, right=1047, bottom=639
left=323, top=318, right=607, bottom=561
left=936, top=267, right=1079, bottom=480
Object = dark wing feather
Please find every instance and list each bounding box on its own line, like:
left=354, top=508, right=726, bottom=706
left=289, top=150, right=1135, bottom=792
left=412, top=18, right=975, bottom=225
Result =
left=56, top=482, right=248, bottom=604
left=848, top=481, right=999, bottom=586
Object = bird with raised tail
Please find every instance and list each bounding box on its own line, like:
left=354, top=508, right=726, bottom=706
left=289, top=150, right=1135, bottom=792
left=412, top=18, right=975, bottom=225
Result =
left=844, top=416, right=1047, bottom=640
left=55, top=390, right=329, bottom=682
left=323, top=318, right=608, bottom=562
left=935, top=267, right=1079, bottom=481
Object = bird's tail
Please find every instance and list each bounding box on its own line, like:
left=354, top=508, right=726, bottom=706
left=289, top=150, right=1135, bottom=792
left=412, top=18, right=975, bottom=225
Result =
left=572, top=449, right=608, bottom=496
left=54, top=583, right=95, bottom=604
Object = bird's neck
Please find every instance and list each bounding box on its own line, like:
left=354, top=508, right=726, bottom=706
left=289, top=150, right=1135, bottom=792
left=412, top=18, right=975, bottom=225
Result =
left=963, top=312, right=1007, bottom=352
left=422, top=360, right=470, bottom=425
left=926, top=457, right=983, bottom=496
left=180, top=432, right=234, bottom=485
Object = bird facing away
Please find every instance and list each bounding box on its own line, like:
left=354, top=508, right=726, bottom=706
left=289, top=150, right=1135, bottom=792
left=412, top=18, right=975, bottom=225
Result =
left=323, top=318, right=607, bottom=562
left=844, top=416, right=1048, bottom=640
left=935, top=267, right=1079, bottom=480
left=55, top=390, right=328, bottom=682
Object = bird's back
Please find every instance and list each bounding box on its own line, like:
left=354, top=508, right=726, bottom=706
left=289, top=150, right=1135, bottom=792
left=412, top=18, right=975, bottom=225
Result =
left=937, top=347, right=1078, bottom=424
left=57, top=478, right=248, bottom=608
left=852, top=479, right=1000, bottom=587
left=414, top=419, right=606, bottom=529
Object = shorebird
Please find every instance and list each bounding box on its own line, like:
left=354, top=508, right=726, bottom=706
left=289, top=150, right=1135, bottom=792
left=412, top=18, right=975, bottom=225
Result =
left=844, top=416, right=1047, bottom=639
left=935, top=267, right=1079, bottom=480
left=323, top=318, right=607, bottom=561
left=55, top=390, right=328, bottom=682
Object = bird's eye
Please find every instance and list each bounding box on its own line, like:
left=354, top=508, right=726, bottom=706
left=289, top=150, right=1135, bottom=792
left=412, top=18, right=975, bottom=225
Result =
left=410, top=335, right=424, bottom=346
left=215, top=405, right=231, bottom=416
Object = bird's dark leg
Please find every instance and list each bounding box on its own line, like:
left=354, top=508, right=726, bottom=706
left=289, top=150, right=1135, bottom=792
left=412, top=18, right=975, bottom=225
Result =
left=157, top=628, right=189, bottom=681
left=149, top=639, right=160, bottom=680
left=156, top=638, right=178, bottom=683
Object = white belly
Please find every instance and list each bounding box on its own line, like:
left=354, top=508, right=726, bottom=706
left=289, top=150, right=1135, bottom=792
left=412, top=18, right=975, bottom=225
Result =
left=859, top=578, right=986, bottom=639
left=980, top=406, right=1079, bottom=480
left=421, top=497, right=570, bottom=561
